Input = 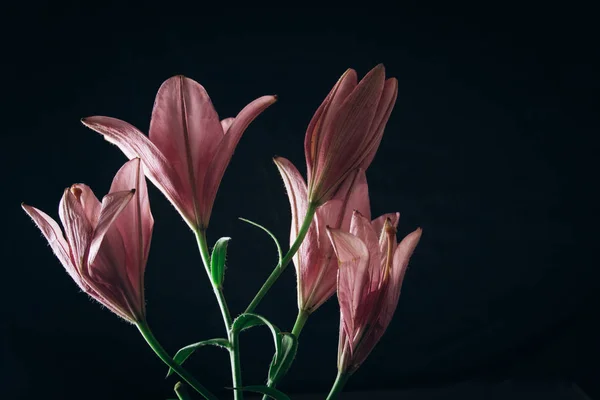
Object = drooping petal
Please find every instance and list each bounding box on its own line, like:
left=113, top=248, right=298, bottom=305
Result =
left=360, top=78, right=398, bottom=169
left=200, top=95, right=277, bottom=228
left=305, top=69, right=358, bottom=181
left=328, top=227, right=370, bottom=343
left=81, top=116, right=192, bottom=226
left=59, top=188, right=93, bottom=271
left=309, top=65, right=386, bottom=204
left=87, top=189, right=135, bottom=266
left=22, top=204, right=82, bottom=287
left=108, top=158, right=153, bottom=315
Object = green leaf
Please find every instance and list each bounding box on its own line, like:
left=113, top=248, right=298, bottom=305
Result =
left=239, top=217, right=283, bottom=265
left=267, top=332, right=298, bottom=386
left=210, top=237, right=231, bottom=287
left=166, top=338, right=230, bottom=377
left=231, top=313, right=282, bottom=364
left=232, top=385, right=291, bottom=400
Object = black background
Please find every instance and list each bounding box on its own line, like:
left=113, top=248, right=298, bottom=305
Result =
left=2, top=3, right=598, bottom=399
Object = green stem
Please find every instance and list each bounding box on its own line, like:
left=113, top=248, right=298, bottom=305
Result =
left=326, top=371, right=350, bottom=400
left=136, top=321, right=218, bottom=400
left=195, top=229, right=241, bottom=399
left=291, top=309, right=310, bottom=337
left=245, top=203, right=318, bottom=314
left=229, top=330, right=243, bottom=400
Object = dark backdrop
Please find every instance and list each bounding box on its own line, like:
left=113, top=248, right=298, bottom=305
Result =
left=2, top=3, right=597, bottom=400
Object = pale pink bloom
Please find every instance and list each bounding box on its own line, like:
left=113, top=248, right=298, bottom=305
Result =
left=275, top=157, right=369, bottom=313
left=82, top=75, right=276, bottom=231
left=327, top=211, right=422, bottom=373
left=305, top=64, right=398, bottom=205
left=22, top=159, right=153, bottom=323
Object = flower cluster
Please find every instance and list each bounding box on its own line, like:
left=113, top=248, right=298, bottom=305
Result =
left=23, top=65, right=421, bottom=399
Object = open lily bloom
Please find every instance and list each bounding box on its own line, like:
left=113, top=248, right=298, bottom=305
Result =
left=82, top=75, right=276, bottom=231
left=275, top=157, right=370, bottom=313
left=22, top=159, right=153, bottom=323
left=327, top=211, right=422, bottom=373
left=305, top=64, right=398, bottom=205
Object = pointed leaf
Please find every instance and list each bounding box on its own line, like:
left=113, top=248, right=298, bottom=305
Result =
left=239, top=217, right=282, bottom=265
left=233, top=385, right=291, bottom=400
left=267, top=332, right=298, bottom=386
left=166, top=338, right=230, bottom=377
left=210, top=237, right=231, bottom=288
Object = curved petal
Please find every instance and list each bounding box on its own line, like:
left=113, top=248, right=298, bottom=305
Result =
left=59, top=188, right=93, bottom=271
left=309, top=65, right=386, bottom=204
left=336, top=168, right=371, bottom=231
left=327, top=227, right=370, bottom=344
left=81, top=116, right=193, bottom=226
left=88, top=189, right=134, bottom=266
left=221, top=117, right=235, bottom=134
left=22, top=204, right=82, bottom=287
left=200, top=95, right=277, bottom=228
left=305, top=68, right=358, bottom=182
left=360, top=77, right=398, bottom=169
left=70, top=184, right=102, bottom=227
left=149, top=76, right=223, bottom=228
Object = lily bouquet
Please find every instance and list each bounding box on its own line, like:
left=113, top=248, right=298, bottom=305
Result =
left=23, top=64, right=422, bottom=400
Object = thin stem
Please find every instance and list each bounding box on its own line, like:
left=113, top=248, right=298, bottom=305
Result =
left=194, top=229, right=240, bottom=399
left=136, top=321, right=218, bottom=400
left=326, top=371, right=350, bottom=400
left=195, top=229, right=232, bottom=328
left=245, top=203, right=318, bottom=313
left=291, top=309, right=310, bottom=337
left=229, top=331, right=244, bottom=400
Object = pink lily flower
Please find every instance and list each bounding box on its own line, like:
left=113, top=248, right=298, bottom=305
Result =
left=305, top=64, right=398, bottom=205
left=274, top=157, right=370, bottom=313
left=22, top=159, right=153, bottom=323
left=327, top=211, right=422, bottom=373
left=82, top=75, right=276, bottom=231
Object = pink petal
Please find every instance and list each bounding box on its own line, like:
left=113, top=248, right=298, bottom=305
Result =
left=305, top=69, right=358, bottom=182
left=22, top=204, right=83, bottom=287
left=359, top=78, right=398, bottom=170
left=349, top=210, right=382, bottom=293
left=81, top=116, right=193, bottom=227
left=335, top=168, right=371, bottom=231
left=108, top=159, right=153, bottom=311
left=200, top=95, right=276, bottom=228
left=88, top=189, right=134, bottom=266
left=309, top=65, right=386, bottom=203
left=70, top=184, right=102, bottom=227
left=59, top=188, right=94, bottom=271
left=328, top=227, right=370, bottom=344
left=380, top=227, right=422, bottom=328
left=148, top=76, right=223, bottom=227
left=372, top=212, right=400, bottom=256
left=221, top=117, right=235, bottom=134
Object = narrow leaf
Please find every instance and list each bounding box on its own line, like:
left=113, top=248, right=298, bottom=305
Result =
left=210, top=237, right=231, bottom=287
left=239, top=217, right=283, bottom=265
left=267, top=332, right=298, bottom=385
left=232, top=385, right=291, bottom=400
left=166, top=338, right=230, bottom=377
